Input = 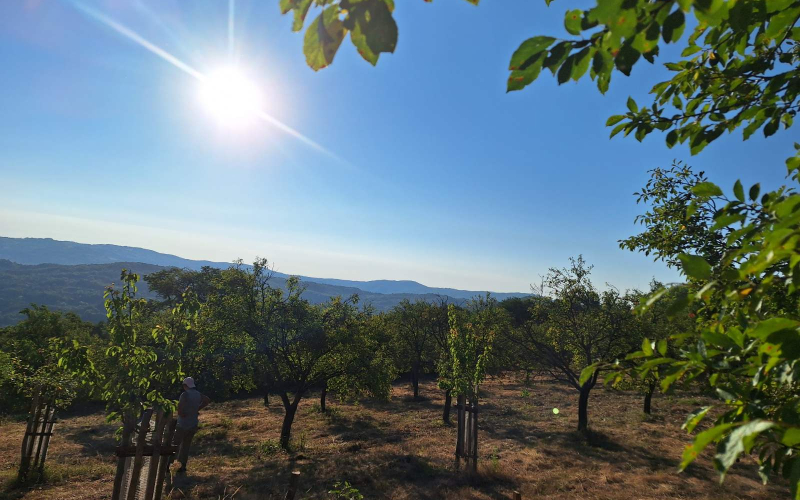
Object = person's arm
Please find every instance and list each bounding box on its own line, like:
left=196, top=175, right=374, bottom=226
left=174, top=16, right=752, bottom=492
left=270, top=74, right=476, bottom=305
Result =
left=199, top=394, right=211, bottom=411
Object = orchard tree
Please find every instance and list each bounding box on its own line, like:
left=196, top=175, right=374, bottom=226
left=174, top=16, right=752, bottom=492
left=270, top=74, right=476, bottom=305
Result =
left=389, top=300, right=436, bottom=399
left=510, top=257, right=638, bottom=432
left=609, top=282, right=693, bottom=414
left=218, top=259, right=390, bottom=449
left=320, top=302, right=397, bottom=412
left=0, top=306, right=99, bottom=412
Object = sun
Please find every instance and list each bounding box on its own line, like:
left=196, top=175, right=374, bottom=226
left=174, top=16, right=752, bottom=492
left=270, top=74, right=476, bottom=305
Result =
left=198, top=66, right=263, bottom=129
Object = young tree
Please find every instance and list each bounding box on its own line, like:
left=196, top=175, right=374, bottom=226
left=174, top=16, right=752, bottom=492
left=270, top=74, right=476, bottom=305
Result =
left=511, top=257, right=638, bottom=432
left=57, top=271, right=199, bottom=432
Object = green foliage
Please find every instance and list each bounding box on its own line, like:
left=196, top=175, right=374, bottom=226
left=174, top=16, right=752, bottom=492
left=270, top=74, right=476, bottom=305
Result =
left=510, top=257, right=640, bottom=430
left=389, top=299, right=442, bottom=397
left=208, top=259, right=394, bottom=448
left=620, top=163, right=733, bottom=268
left=444, top=299, right=497, bottom=402
left=328, top=480, right=364, bottom=500
left=0, top=306, right=99, bottom=412
left=610, top=165, right=800, bottom=494
left=507, top=0, right=800, bottom=155
left=59, top=270, right=199, bottom=428
left=258, top=439, right=282, bottom=457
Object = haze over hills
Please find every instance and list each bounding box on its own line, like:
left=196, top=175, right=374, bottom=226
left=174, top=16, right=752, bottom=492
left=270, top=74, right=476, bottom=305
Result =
left=0, top=237, right=530, bottom=300
left=0, top=259, right=486, bottom=326
left=0, top=237, right=531, bottom=326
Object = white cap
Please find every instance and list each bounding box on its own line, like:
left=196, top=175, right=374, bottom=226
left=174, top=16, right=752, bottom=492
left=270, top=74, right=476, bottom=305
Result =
left=182, top=377, right=196, bottom=389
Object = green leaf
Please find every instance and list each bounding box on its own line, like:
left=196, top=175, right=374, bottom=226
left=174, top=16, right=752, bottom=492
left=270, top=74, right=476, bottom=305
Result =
left=564, top=9, right=583, bottom=35
left=642, top=337, right=654, bottom=356
left=614, top=44, right=640, bottom=76
left=681, top=423, right=734, bottom=470
left=766, top=0, right=796, bottom=13
left=766, top=6, right=800, bottom=38
left=627, top=96, right=638, bottom=113
left=657, top=339, right=668, bottom=356
left=579, top=363, right=599, bottom=385
left=544, top=42, right=573, bottom=75
left=682, top=406, right=712, bottom=433
left=571, top=47, right=592, bottom=81
left=692, top=182, right=723, bottom=197
left=679, top=254, right=713, bottom=280
left=557, top=53, right=576, bottom=84
left=606, top=115, right=625, bottom=126
left=666, top=129, right=678, bottom=148
left=662, top=9, right=686, bottom=43
left=788, top=155, right=800, bottom=174
left=733, top=180, right=744, bottom=202
left=290, top=0, right=313, bottom=32
left=303, top=6, right=346, bottom=71
left=507, top=54, right=546, bottom=92
left=681, top=45, right=702, bottom=56
left=783, top=428, right=800, bottom=447
left=748, top=318, right=800, bottom=340
left=509, top=36, right=556, bottom=70
left=749, top=183, right=761, bottom=201
left=348, top=0, right=398, bottom=66
left=716, top=421, right=775, bottom=473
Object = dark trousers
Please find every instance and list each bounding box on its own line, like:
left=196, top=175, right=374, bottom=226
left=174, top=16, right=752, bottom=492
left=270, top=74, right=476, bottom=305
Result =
left=172, top=425, right=198, bottom=469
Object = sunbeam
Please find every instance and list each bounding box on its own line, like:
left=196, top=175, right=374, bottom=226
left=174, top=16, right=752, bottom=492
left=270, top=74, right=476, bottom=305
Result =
left=67, top=0, right=349, bottom=166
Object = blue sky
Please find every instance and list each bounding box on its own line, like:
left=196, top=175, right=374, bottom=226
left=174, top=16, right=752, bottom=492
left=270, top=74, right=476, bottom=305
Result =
left=0, top=0, right=793, bottom=293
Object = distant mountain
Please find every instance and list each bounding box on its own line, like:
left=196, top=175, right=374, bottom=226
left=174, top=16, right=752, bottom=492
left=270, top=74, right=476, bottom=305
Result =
left=0, top=259, right=471, bottom=326
left=0, top=237, right=529, bottom=300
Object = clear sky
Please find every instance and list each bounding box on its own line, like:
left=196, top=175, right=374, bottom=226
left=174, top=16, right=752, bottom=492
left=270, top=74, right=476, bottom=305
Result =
left=0, top=0, right=793, bottom=293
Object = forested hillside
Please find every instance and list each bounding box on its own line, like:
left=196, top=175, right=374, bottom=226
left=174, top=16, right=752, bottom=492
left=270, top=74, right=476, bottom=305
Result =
left=0, top=259, right=466, bottom=326
left=0, top=237, right=529, bottom=300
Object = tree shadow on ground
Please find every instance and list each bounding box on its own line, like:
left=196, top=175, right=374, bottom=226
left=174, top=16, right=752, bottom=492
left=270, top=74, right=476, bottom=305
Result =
left=65, top=422, right=118, bottom=457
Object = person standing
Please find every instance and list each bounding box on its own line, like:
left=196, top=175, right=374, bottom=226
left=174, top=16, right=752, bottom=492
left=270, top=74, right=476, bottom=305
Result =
left=173, top=377, right=210, bottom=474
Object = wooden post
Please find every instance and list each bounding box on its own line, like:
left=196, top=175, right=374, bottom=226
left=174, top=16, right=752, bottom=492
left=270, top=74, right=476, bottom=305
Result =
left=472, top=400, right=478, bottom=474
left=154, top=417, right=178, bottom=500
left=126, top=409, right=153, bottom=500
left=143, top=410, right=167, bottom=500
left=285, top=470, right=300, bottom=500
left=513, top=491, right=522, bottom=500
left=37, top=404, right=57, bottom=472
left=19, top=390, right=44, bottom=480
left=455, top=395, right=465, bottom=469
left=32, top=402, right=54, bottom=470
left=111, top=420, right=133, bottom=500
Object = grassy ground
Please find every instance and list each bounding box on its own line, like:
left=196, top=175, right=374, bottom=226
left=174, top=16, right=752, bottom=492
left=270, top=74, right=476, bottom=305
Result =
left=0, top=376, right=789, bottom=499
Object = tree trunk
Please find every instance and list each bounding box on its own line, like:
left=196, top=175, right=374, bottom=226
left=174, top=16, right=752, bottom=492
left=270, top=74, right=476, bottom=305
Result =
left=442, top=389, right=452, bottom=424
left=643, top=382, right=655, bottom=415
left=279, top=392, right=302, bottom=450
left=263, top=392, right=269, bottom=407
left=577, top=382, right=592, bottom=433
left=320, top=386, right=327, bottom=413
left=411, top=363, right=420, bottom=399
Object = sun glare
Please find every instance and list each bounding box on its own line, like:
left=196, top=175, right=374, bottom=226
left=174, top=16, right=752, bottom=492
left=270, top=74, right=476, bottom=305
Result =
left=198, top=66, right=263, bottom=129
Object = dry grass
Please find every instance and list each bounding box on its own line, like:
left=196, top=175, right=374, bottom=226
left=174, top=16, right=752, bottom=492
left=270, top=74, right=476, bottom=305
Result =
left=0, top=376, right=789, bottom=499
